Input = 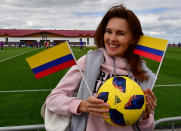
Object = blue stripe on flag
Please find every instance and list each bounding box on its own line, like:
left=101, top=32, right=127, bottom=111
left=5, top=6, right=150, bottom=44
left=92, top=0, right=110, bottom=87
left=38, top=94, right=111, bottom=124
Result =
left=135, top=44, right=164, bottom=56
left=32, top=54, right=74, bottom=74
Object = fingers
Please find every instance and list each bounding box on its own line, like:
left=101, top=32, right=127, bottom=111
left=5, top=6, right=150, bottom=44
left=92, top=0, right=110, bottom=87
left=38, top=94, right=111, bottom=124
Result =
left=147, top=88, right=157, bottom=102
left=88, top=106, right=109, bottom=112
left=144, top=89, right=157, bottom=114
left=86, top=94, right=110, bottom=119
left=87, top=94, right=109, bottom=107
left=90, top=112, right=108, bottom=119
left=147, top=94, right=156, bottom=111
left=87, top=102, right=109, bottom=108
left=145, top=95, right=153, bottom=113
left=87, top=94, right=104, bottom=104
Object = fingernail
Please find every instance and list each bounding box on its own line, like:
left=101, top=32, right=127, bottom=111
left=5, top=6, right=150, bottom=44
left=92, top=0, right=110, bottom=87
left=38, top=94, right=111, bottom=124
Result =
left=99, top=99, right=104, bottom=103
left=104, top=116, right=108, bottom=119
left=106, top=103, right=109, bottom=106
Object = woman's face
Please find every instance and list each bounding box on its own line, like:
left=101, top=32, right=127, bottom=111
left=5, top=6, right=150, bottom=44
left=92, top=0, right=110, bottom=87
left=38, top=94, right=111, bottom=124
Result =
left=104, top=17, right=133, bottom=57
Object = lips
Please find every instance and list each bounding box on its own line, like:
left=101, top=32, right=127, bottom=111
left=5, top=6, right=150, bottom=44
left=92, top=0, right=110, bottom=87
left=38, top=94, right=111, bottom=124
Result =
left=109, top=44, right=120, bottom=50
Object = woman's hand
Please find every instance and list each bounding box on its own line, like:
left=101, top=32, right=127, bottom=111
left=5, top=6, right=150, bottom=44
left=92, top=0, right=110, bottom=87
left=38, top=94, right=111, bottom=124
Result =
left=77, top=94, right=109, bottom=119
left=142, top=88, right=157, bottom=120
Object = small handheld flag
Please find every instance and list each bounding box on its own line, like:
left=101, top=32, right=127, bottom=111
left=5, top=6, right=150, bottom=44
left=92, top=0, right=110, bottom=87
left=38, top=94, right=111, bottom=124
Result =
left=133, top=36, right=168, bottom=62
left=26, top=42, right=93, bottom=96
left=26, top=42, right=76, bottom=79
left=133, top=35, right=168, bottom=90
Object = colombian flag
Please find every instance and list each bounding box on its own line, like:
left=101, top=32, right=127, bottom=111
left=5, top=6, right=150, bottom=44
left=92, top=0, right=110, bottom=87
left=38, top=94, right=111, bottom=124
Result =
left=26, top=42, right=76, bottom=79
left=133, top=36, right=168, bottom=62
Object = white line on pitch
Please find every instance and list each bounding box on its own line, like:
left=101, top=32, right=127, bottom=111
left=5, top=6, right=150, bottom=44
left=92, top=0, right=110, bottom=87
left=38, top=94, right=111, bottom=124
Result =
left=0, top=48, right=38, bottom=63
left=0, top=84, right=181, bottom=93
left=0, top=89, right=52, bottom=93
left=155, top=84, right=181, bottom=87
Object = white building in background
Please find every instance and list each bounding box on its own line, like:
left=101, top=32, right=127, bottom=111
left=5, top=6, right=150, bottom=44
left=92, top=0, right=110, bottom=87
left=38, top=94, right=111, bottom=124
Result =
left=0, top=29, right=95, bottom=46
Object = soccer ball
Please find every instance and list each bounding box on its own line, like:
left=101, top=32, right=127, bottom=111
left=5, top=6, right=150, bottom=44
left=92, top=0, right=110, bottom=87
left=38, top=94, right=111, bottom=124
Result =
left=97, top=76, right=146, bottom=126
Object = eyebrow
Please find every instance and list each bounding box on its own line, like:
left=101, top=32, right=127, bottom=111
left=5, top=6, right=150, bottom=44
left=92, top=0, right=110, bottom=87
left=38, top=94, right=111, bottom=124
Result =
left=105, top=28, right=111, bottom=30
left=105, top=28, right=127, bottom=33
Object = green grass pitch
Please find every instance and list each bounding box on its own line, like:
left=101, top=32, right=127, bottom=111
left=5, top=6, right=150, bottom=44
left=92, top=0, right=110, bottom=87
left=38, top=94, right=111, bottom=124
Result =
left=0, top=46, right=181, bottom=128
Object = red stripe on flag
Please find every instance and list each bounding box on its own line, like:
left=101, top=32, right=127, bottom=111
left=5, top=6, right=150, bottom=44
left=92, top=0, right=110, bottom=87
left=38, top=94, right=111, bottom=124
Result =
left=134, top=49, right=162, bottom=62
left=34, top=60, right=76, bottom=79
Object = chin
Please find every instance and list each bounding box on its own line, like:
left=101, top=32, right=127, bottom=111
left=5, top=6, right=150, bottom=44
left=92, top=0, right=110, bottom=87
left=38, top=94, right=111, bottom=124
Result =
left=107, top=50, right=124, bottom=57
left=107, top=51, right=118, bottom=56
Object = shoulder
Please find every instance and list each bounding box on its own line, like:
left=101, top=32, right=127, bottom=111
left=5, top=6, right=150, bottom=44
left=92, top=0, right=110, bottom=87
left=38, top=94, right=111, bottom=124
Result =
left=141, top=60, right=149, bottom=71
left=76, top=49, right=101, bottom=68
left=140, top=60, right=156, bottom=90
left=87, top=48, right=103, bottom=55
left=141, top=60, right=154, bottom=76
left=76, top=48, right=103, bottom=70
left=86, top=48, right=105, bottom=63
left=77, top=55, right=86, bottom=71
left=141, top=60, right=155, bottom=78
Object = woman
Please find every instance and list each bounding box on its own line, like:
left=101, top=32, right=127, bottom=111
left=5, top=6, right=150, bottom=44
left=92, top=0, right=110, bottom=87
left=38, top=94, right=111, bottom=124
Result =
left=46, top=4, right=157, bottom=131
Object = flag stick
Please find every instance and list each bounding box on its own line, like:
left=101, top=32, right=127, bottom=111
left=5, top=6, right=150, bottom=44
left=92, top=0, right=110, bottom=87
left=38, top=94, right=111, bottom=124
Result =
left=66, top=42, right=93, bottom=96
left=151, top=42, right=169, bottom=90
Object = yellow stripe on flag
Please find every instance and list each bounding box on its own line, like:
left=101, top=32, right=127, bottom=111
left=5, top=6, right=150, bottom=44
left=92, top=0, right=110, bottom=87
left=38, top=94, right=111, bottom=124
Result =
left=26, top=42, right=71, bottom=69
left=138, top=36, right=168, bottom=51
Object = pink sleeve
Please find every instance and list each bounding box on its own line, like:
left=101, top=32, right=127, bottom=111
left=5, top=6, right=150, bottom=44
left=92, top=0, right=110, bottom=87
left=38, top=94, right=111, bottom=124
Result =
left=46, top=55, right=86, bottom=116
left=138, top=113, right=155, bottom=131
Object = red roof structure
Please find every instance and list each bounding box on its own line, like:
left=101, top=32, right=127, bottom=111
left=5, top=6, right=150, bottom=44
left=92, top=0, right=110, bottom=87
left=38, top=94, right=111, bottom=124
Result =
left=0, top=29, right=95, bottom=37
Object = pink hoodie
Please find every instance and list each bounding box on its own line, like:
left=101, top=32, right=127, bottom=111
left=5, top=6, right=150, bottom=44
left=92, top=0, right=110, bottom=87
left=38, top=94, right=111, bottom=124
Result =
left=46, top=48, right=155, bottom=131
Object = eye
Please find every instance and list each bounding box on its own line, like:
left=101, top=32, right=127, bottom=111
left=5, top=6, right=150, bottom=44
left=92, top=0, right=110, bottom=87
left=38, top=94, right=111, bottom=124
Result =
left=105, top=29, right=112, bottom=34
left=117, top=31, right=125, bottom=36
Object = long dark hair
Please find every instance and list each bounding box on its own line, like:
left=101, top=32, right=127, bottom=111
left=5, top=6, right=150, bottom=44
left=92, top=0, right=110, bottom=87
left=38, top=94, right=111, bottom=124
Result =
left=94, top=4, right=148, bottom=81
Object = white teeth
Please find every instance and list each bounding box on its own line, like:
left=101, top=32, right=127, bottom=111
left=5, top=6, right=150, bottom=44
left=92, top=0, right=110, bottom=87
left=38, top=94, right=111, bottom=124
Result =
left=110, top=44, right=118, bottom=48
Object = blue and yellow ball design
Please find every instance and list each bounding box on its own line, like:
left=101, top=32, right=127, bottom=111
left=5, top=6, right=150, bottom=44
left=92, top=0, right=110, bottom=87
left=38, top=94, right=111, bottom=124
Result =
left=97, top=76, right=146, bottom=126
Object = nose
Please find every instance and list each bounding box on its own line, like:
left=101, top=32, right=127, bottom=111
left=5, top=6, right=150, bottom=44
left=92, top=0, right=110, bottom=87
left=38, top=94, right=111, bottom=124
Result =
left=109, top=33, right=117, bottom=42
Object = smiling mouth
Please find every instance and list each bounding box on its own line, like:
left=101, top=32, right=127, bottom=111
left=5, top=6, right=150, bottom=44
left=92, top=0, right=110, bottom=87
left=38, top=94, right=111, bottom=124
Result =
left=109, top=44, right=120, bottom=49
